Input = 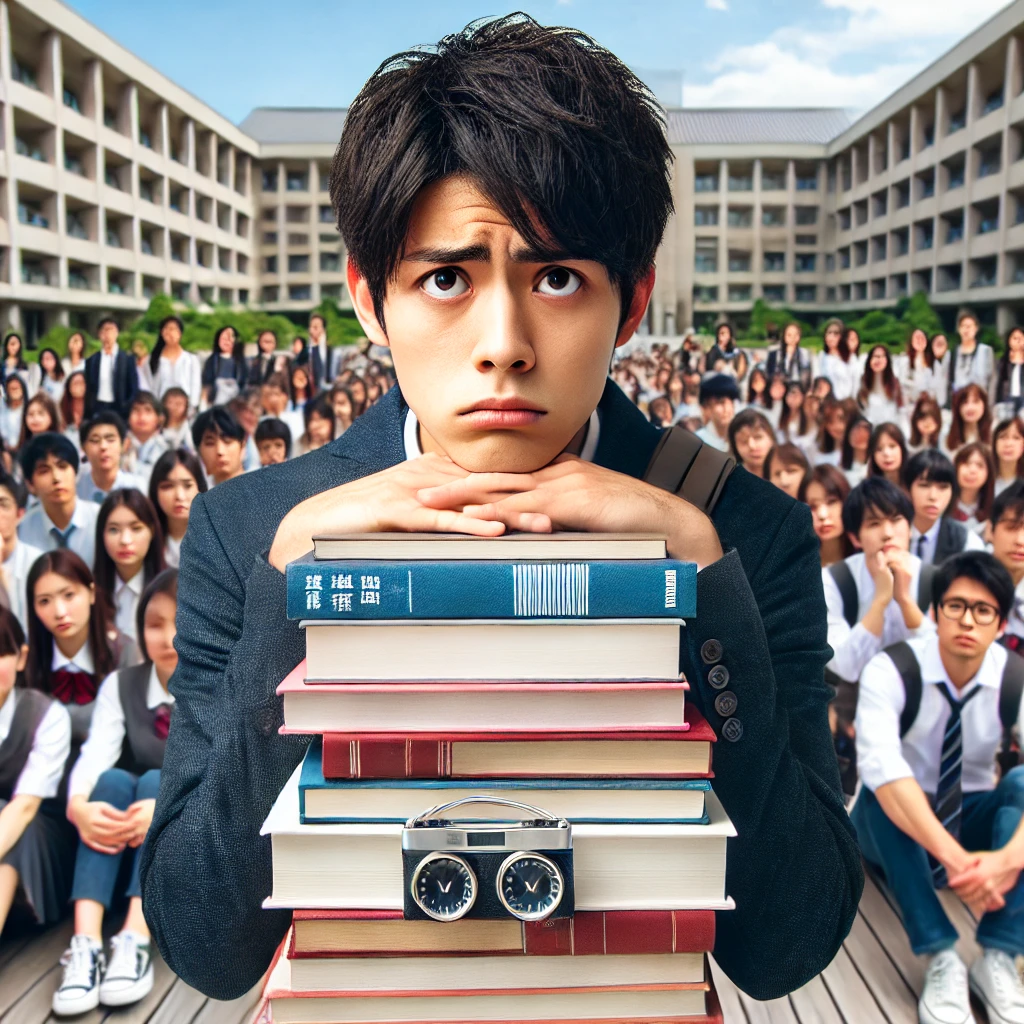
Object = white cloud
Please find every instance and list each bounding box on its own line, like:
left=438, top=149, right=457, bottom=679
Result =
left=705, top=0, right=729, bottom=11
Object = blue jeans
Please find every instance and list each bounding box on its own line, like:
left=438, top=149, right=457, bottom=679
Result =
left=70, top=768, right=161, bottom=909
left=852, top=766, right=1024, bottom=956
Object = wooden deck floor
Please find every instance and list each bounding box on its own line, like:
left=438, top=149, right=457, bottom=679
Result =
left=0, top=868, right=997, bottom=1024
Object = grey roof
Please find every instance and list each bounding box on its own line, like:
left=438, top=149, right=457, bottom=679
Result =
left=665, top=108, right=852, bottom=146
left=238, top=107, right=348, bottom=144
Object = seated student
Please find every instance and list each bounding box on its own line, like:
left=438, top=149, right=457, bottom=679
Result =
left=813, top=397, right=849, bottom=467
left=727, top=408, right=774, bottom=479
left=294, top=393, right=336, bottom=457
left=952, top=442, right=995, bottom=534
left=800, top=464, right=852, bottom=568
left=158, top=388, right=193, bottom=453
left=0, top=469, right=43, bottom=632
left=122, top=394, right=169, bottom=488
left=766, top=442, right=810, bottom=500
left=0, top=607, right=74, bottom=938
left=254, top=418, right=292, bottom=467
left=867, top=422, right=908, bottom=489
left=77, top=414, right=143, bottom=505
left=18, top=434, right=101, bottom=569
left=904, top=449, right=985, bottom=565
left=94, top=491, right=164, bottom=642
left=61, top=372, right=88, bottom=457
left=989, top=482, right=1024, bottom=652
left=909, top=394, right=944, bottom=454
left=148, top=450, right=207, bottom=569
left=993, top=418, right=1024, bottom=497
left=694, top=373, right=738, bottom=452
left=259, top=372, right=305, bottom=442
left=18, top=392, right=64, bottom=452
left=54, top=570, right=178, bottom=1015
left=192, top=407, right=246, bottom=488
left=852, top=552, right=1024, bottom=1024
left=840, top=412, right=872, bottom=487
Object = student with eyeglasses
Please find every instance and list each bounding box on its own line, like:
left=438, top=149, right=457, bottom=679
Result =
left=852, top=551, right=1024, bottom=1024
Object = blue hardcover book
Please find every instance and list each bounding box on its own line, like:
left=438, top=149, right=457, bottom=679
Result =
left=297, top=742, right=710, bottom=825
left=286, top=554, right=696, bottom=620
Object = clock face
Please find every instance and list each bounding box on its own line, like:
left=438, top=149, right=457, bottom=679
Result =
left=497, top=852, right=564, bottom=921
left=411, top=854, right=477, bottom=922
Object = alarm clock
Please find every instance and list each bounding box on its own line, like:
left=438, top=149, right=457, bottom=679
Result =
left=402, top=796, right=574, bottom=923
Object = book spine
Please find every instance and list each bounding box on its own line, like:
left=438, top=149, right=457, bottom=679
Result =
left=287, top=560, right=696, bottom=620
left=523, top=911, right=715, bottom=955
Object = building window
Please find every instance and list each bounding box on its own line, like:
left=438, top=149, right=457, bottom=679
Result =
left=139, top=180, right=156, bottom=203
left=17, top=202, right=49, bottom=229
left=838, top=208, right=852, bottom=230
left=727, top=206, right=752, bottom=228
left=692, top=285, right=718, bottom=303
left=64, top=153, right=84, bottom=176
left=945, top=215, right=964, bottom=243
left=795, top=253, right=817, bottom=273
left=762, top=207, right=786, bottom=227
left=982, top=87, right=1004, bottom=116
left=288, top=254, right=310, bottom=273
left=694, top=206, right=719, bottom=226
left=917, top=221, right=934, bottom=250
left=263, top=256, right=278, bottom=273
left=140, top=233, right=154, bottom=256
left=761, top=171, right=786, bottom=190
left=918, top=171, right=935, bottom=199
left=978, top=145, right=1001, bottom=178
left=763, top=252, right=785, bottom=272
left=11, top=58, right=39, bottom=90
left=286, top=170, right=308, bottom=192
left=262, top=286, right=279, bottom=302
left=893, top=228, right=910, bottom=256
left=795, top=206, right=818, bottom=226
left=894, top=180, right=911, bottom=208
left=727, top=284, right=751, bottom=301
left=320, top=233, right=340, bottom=245
left=694, top=173, right=719, bottom=192
left=15, top=136, right=44, bottom=161
left=971, top=257, right=998, bottom=288
left=948, top=108, right=966, bottom=134
left=795, top=234, right=817, bottom=246
left=69, top=268, right=90, bottom=290
left=21, top=260, right=49, bottom=286
left=795, top=173, right=818, bottom=191
left=694, top=248, right=718, bottom=274
left=872, top=236, right=887, bottom=261
left=728, top=251, right=751, bottom=273
left=320, top=252, right=341, bottom=273
left=289, top=285, right=312, bottom=301
left=318, top=205, right=334, bottom=224
left=139, top=129, right=153, bottom=149
left=763, top=285, right=786, bottom=301
left=795, top=285, right=817, bottom=302
left=728, top=173, right=753, bottom=192
left=263, top=231, right=278, bottom=244
left=103, top=107, right=118, bottom=130
left=66, top=212, right=88, bottom=239
left=840, top=248, right=851, bottom=269
left=321, top=284, right=342, bottom=299
left=977, top=209, right=999, bottom=235
left=922, top=123, right=935, bottom=147
left=63, top=87, right=81, bottom=113
left=262, top=170, right=278, bottom=192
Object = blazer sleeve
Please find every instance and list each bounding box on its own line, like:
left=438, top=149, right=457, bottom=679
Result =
left=686, top=502, right=863, bottom=1000
left=138, top=495, right=308, bottom=999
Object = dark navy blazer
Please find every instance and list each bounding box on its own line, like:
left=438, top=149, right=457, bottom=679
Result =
left=140, top=380, right=863, bottom=1001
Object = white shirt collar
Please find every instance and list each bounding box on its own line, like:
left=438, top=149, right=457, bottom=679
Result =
left=115, top=571, right=144, bottom=599
left=146, top=662, right=175, bottom=709
left=52, top=639, right=94, bottom=674
left=911, top=519, right=941, bottom=543
left=403, top=407, right=600, bottom=464
left=40, top=498, right=86, bottom=537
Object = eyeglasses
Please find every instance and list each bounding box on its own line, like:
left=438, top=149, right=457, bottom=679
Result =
left=938, top=598, right=1000, bottom=626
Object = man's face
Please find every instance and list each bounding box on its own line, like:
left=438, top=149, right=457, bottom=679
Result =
left=309, top=318, right=325, bottom=343
left=261, top=385, right=287, bottom=416
left=0, top=487, right=23, bottom=542
left=83, top=425, right=123, bottom=473
left=30, top=455, right=77, bottom=507
left=200, top=431, right=243, bottom=480
left=129, top=404, right=161, bottom=441
left=347, top=174, right=652, bottom=473
left=99, top=323, right=118, bottom=351
left=936, top=577, right=1003, bottom=664
left=704, top=396, right=734, bottom=430
left=958, top=317, right=978, bottom=345
left=992, top=514, right=1024, bottom=580
left=910, top=477, right=953, bottom=525
left=258, top=438, right=288, bottom=465
left=853, top=505, right=910, bottom=559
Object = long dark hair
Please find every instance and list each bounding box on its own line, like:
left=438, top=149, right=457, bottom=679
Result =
left=60, top=371, right=87, bottom=430
left=137, top=568, right=178, bottom=662
left=841, top=412, right=871, bottom=470
left=777, top=381, right=808, bottom=438
left=38, top=347, right=65, bottom=382
left=909, top=394, right=942, bottom=448
left=148, top=448, right=208, bottom=541
left=150, top=315, right=185, bottom=375
left=18, top=392, right=63, bottom=451
left=839, top=327, right=860, bottom=364
left=25, top=550, right=118, bottom=696
left=302, top=392, right=336, bottom=446
left=0, top=607, right=26, bottom=688
left=954, top=442, right=996, bottom=523
left=202, top=325, right=246, bottom=391
left=993, top=417, right=1024, bottom=479
left=714, top=321, right=735, bottom=354
left=946, top=383, right=992, bottom=450
left=905, top=327, right=934, bottom=370
left=867, top=422, right=908, bottom=481
left=3, top=333, right=27, bottom=370
left=93, top=489, right=165, bottom=610
left=996, top=325, right=1024, bottom=403
left=798, top=464, right=855, bottom=560
left=858, top=344, right=902, bottom=407
left=745, top=366, right=767, bottom=406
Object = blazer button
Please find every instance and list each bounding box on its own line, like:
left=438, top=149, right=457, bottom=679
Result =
left=722, top=717, right=744, bottom=742
left=707, top=665, right=730, bottom=690
left=701, top=639, right=723, bottom=665
left=714, top=691, right=738, bottom=718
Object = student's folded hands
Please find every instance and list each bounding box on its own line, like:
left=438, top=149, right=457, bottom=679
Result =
left=946, top=849, right=1021, bottom=915
left=69, top=798, right=135, bottom=855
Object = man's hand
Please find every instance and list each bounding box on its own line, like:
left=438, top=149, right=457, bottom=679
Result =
left=68, top=797, right=131, bottom=855
left=269, top=454, right=515, bottom=570
left=947, top=849, right=1020, bottom=916
left=417, top=456, right=724, bottom=569
left=866, top=550, right=895, bottom=605
left=124, top=798, right=156, bottom=848
left=887, top=550, right=915, bottom=607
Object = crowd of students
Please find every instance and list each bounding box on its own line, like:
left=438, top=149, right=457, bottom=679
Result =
left=0, top=313, right=393, bottom=1016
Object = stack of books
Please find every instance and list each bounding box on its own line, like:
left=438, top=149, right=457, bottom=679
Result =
left=256, top=532, right=734, bottom=1023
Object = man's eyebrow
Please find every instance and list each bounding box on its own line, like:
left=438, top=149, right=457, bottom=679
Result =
left=402, top=243, right=577, bottom=264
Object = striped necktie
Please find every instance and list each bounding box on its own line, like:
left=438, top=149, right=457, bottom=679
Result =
left=931, top=683, right=982, bottom=887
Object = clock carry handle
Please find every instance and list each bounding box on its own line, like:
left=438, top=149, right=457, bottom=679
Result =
left=406, top=796, right=569, bottom=829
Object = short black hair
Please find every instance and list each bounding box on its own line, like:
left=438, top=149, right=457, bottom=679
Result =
left=903, top=448, right=956, bottom=491
left=129, top=391, right=164, bottom=419
left=20, top=432, right=81, bottom=479
left=192, top=406, right=245, bottom=449
left=842, top=477, right=913, bottom=537
left=255, top=417, right=292, bottom=458
left=309, top=313, right=326, bottom=328
left=933, top=550, right=1015, bottom=622
left=0, top=467, right=27, bottom=509
left=82, top=410, right=128, bottom=443
left=699, top=374, right=740, bottom=404
left=96, top=316, right=118, bottom=331
left=992, top=479, right=1024, bottom=527
left=331, top=14, right=673, bottom=330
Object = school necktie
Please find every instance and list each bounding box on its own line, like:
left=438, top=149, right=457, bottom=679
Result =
left=50, top=526, right=70, bottom=549
left=50, top=668, right=98, bottom=706
left=916, top=535, right=927, bottom=560
left=153, top=703, right=172, bottom=740
left=931, top=683, right=982, bottom=888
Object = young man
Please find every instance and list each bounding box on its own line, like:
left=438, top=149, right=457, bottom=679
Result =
left=695, top=373, right=739, bottom=452
left=18, top=433, right=100, bottom=568
left=123, top=393, right=169, bottom=487
left=77, top=413, right=143, bottom=504
left=254, top=418, right=292, bottom=466
left=990, top=481, right=1024, bottom=650
left=853, top=552, right=1024, bottom=1024
left=307, top=314, right=337, bottom=391
left=0, top=468, right=42, bottom=631
left=192, top=407, right=246, bottom=487
left=904, top=449, right=985, bottom=565
left=84, top=318, right=138, bottom=420
left=142, top=17, right=862, bottom=1002
left=227, top=391, right=262, bottom=472
left=950, top=311, right=995, bottom=396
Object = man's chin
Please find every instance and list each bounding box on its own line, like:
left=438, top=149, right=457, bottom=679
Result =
left=444, top=434, right=569, bottom=474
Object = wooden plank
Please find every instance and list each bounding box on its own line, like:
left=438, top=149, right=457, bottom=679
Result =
left=856, top=874, right=926, bottom=994
left=0, top=920, right=72, bottom=1020
left=188, top=986, right=263, bottom=1024
left=737, top=991, right=801, bottom=1024
left=0, top=935, right=31, bottom=971
left=842, top=911, right=919, bottom=1024
left=819, top=945, right=889, bottom=1024
left=787, top=974, right=843, bottom=1024
left=145, top=978, right=207, bottom=1024
left=708, top=956, right=749, bottom=1024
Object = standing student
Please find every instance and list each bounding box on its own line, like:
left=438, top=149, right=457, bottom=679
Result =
left=904, top=449, right=985, bottom=565
left=0, top=469, right=43, bottom=632
left=247, top=330, right=283, bottom=387
left=766, top=443, right=810, bottom=500
left=307, top=314, right=337, bottom=391
left=858, top=345, right=903, bottom=425
left=695, top=373, right=738, bottom=452
left=990, top=482, right=1024, bottom=650
left=950, top=311, right=995, bottom=397
left=727, top=408, right=775, bottom=479
left=993, top=418, right=1024, bottom=496
left=867, top=422, right=908, bottom=488
left=841, top=413, right=872, bottom=487
left=60, top=372, right=87, bottom=456
left=54, top=570, right=178, bottom=1015
left=706, top=322, right=738, bottom=375
left=764, top=322, right=812, bottom=390
left=764, top=373, right=787, bottom=429
left=77, top=414, right=142, bottom=505
left=192, top=407, right=246, bottom=487
left=0, top=376, right=25, bottom=451
left=84, top=319, right=138, bottom=421
left=18, top=392, right=64, bottom=451
left=824, top=326, right=860, bottom=401
left=62, top=333, right=87, bottom=379
left=123, top=393, right=169, bottom=488
left=842, top=327, right=867, bottom=386
left=0, top=608, right=74, bottom=938
left=931, top=333, right=952, bottom=408
left=148, top=450, right=206, bottom=569
left=894, top=328, right=935, bottom=408
left=2, top=333, right=29, bottom=390
left=994, top=326, right=1024, bottom=414
left=799, top=465, right=852, bottom=567
left=158, top=388, right=193, bottom=452
left=952, top=443, right=995, bottom=533
left=146, top=317, right=201, bottom=415
left=909, top=395, right=943, bottom=453
left=18, top=434, right=101, bottom=568
left=852, top=552, right=1024, bottom=1024
left=254, top=420, right=292, bottom=466
left=945, top=383, right=992, bottom=455
left=93, top=491, right=164, bottom=643
left=200, top=326, right=247, bottom=408
left=34, top=348, right=67, bottom=404
left=815, top=319, right=851, bottom=396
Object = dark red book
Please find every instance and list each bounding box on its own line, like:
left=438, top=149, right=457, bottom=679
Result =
left=320, top=705, right=714, bottom=780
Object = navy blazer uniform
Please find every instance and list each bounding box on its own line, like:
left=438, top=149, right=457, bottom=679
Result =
left=84, top=348, right=139, bottom=420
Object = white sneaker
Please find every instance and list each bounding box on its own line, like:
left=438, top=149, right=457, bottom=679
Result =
left=969, top=947, right=1024, bottom=1024
left=98, top=931, right=153, bottom=1007
left=52, top=934, right=105, bottom=1016
left=919, top=949, right=972, bottom=1024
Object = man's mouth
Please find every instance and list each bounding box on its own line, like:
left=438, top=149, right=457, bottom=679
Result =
left=459, top=397, right=546, bottom=428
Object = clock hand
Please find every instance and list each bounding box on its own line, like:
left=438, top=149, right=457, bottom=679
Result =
left=525, top=880, right=539, bottom=893
left=439, top=880, right=452, bottom=893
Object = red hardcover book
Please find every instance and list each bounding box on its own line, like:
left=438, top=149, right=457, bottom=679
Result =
left=319, top=705, right=714, bottom=780
left=289, top=909, right=715, bottom=958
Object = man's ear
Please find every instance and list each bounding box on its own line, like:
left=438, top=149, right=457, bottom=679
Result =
left=614, top=265, right=657, bottom=349
left=347, top=257, right=389, bottom=349
left=848, top=532, right=863, bottom=551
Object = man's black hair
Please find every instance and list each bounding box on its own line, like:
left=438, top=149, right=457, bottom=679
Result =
left=20, top=432, right=81, bottom=480
left=932, top=550, right=1015, bottom=622
left=254, top=417, right=292, bottom=458
left=331, top=14, right=673, bottom=330
left=0, top=466, right=28, bottom=509
left=842, top=477, right=913, bottom=537
left=82, top=410, right=128, bottom=443
left=902, top=448, right=956, bottom=492
left=192, top=406, right=245, bottom=449
left=130, top=391, right=164, bottom=419
left=992, top=479, right=1024, bottom=527
left=699, top=374, right=740, bottom=405
left=96, top=316, right=118, bottom=331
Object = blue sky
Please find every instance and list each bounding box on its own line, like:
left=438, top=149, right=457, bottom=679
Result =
left=65, top=0, right=1011, bottom=124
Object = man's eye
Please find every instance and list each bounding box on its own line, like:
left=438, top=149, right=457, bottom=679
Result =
left=421, top=269, right=468, bottom=298
left=537, top=268, right=581, bottom=296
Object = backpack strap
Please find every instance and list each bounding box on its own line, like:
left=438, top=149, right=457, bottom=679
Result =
left=917, top=562, right=936, bottom=615
left=885, top=641, right=924, bottom=738
left=827, top=560, right=858, bottom=629
left=998, top=650, right=1024, bottom=777
left=643, top=426, right=736, bottom=516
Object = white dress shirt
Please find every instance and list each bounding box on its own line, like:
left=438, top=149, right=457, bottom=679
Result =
left=161, top=422, right=195, bottom=452
left=152, top=351, right=202, bottom=412
left=0, top=404, right=22, bottom=450
left=823, top=551, right=936, bottom=683
left=910, top=518, right=985, bottom=564
left=97, top=349, right=117, bottom=403
left=856, top=633, right=1014, bottom=794
left=76, top=467, right=144, bottom=504
left=68, top=663, right=174, bottom=801
left=0, top=688, right=71, bottom=799
left=54, top=638, right=94, bottom=676
left=123, top=433, right=169, bottom=488
left=1006, top=577, right=1024, bottom=644
left=818, top=353, right=859, bottom=402
left=3, top=539, right=43, bottom=632
left=18, top=499, right=100, bottom=570
left=695, top=423, right=730, bottom=452
left=951, top=343, right=995, bottom=395
left=114, top=571, right=144, bottom=640
left=164, top=534, right=182, bottom=569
